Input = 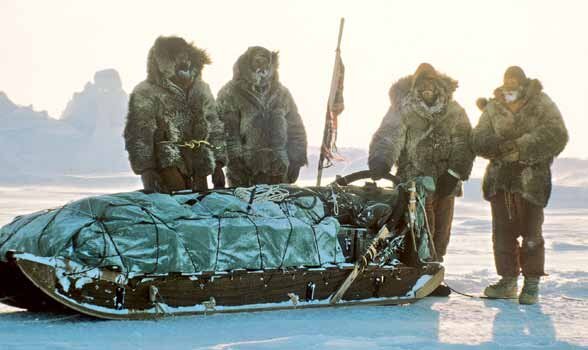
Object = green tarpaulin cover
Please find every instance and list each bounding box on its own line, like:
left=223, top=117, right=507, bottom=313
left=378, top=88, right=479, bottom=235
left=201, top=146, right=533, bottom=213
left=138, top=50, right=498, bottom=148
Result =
left=0, top=189, right=344, bottom=274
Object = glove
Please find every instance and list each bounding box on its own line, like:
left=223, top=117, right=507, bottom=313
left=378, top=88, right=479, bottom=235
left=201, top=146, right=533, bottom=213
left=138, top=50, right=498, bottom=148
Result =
left=271, top=157, right=289, bottom=177
left=436, top=171, right=459, bottom=198
left=287, top=165, right=301, bottom=184
left=141, top=169, right=163, bottom=193
left=498, top=140, right=519, bottom=162
left=370, top=165, right=389, bottom=181
left=212, top=162, right=226, bottom=189
left=499, top=140, right=517, bottom=153
left=369, top=157, right=390, bottom=180
left=501, top=151, right=519, bottom=162
left=498, top=140, right=517, bottom=155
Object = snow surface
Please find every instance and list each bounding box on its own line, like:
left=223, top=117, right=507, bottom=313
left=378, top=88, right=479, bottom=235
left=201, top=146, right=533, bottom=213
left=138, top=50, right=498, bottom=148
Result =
left=0, top=182, right=587, bottom=349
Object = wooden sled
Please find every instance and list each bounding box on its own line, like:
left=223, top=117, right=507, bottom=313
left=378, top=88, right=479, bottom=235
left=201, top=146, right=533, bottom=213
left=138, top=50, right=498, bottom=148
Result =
left=0, top=252, right=443, bottom=320
left=0, top=171, right=443, bottom=320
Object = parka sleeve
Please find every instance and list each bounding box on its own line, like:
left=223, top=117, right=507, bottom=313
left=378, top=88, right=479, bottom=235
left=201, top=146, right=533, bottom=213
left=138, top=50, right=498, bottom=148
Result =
left=216, top=86, right=242, bottom=162
left=201, top=83, right=227, bottom=165
left=448, top=106, right=475, bottom=180
left=515, top=94, right=568, bottom=163
left=123, top=91, right=157, bottom=174
left=285, top=90, right=308, bottom=167
left=471, top=104, right=503, bottom=160
left=368, top=106, right=407, bottom=173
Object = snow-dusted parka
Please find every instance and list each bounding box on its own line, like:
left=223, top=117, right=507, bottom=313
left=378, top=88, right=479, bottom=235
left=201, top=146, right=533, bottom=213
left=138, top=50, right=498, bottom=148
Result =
left=472, top=76, right=568, bottom=207
left=124, top=36, right=226, bottom=190
left=216, top=46, right=307, bottom=187
left=368, top=64, right=474, bottom=193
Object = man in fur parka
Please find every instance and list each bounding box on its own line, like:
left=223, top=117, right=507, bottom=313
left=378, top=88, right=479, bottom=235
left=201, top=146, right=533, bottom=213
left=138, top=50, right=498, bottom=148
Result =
left=369, top=63, right=475, bottom=281
left=216, top=46, right=307, bottom=187
left=472, top=66, right=568, bottom=304
left=124, top=36, right=226, bottom=193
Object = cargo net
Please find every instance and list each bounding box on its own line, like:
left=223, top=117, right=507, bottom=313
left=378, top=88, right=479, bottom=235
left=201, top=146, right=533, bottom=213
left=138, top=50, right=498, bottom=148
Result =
left=0, top=178, right=435, bottom=278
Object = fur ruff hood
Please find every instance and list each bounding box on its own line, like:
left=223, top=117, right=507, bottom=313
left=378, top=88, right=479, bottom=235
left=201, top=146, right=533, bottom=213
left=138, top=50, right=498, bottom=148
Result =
left=388, top=66, right=458, bottom=112
left=146, top=36, right=211, bottom=88
left=476, top=79, right=543, bottom=111
left=232, top=46, right=280, bottom=86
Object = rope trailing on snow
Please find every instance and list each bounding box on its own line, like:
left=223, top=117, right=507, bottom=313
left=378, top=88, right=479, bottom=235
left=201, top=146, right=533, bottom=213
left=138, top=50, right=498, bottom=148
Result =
left=444, top=281, right=588, bottom=302
left=561, top=296, right=588, bottom=303
left=234, top=185, right=290, bottom=204
left=444, top=282, right=481, bottom=298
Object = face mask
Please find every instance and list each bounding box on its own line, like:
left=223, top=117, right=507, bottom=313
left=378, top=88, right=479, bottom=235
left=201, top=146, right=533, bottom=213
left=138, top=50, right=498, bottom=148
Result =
left=177, top=69, right=191, bottom=80
left=172, top=58, right=193, bottom=88
left=503, top=90, right=519, bottom=103
left=254, top=68, right=270, bottom=85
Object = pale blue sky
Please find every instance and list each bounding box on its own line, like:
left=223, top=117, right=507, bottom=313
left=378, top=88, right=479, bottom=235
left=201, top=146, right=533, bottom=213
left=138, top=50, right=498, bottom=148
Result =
left=1, top=0, right=586, bottom=157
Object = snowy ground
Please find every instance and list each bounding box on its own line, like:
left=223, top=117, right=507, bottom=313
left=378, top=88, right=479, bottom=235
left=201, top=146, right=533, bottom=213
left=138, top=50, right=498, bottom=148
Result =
left=0, top=182, right=587, bottom=349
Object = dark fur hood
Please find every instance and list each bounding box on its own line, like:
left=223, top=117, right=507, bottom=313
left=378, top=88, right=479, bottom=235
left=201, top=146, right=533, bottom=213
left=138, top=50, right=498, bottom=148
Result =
left=232, top=46, right=280, bottom=84
left=147, top=36, right=211, bottom=86
left=388, top=67, right=458, bottom=111
left=477, top=78, right=543, bottom=111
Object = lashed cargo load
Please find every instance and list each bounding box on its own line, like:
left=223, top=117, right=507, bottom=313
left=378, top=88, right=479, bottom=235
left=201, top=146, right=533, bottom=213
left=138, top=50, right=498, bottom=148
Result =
left=0, top=188, right=344, bottom=275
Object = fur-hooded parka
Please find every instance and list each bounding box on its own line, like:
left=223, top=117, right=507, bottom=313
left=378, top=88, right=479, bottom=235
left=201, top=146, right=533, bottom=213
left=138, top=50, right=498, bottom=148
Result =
left=216, top=46, right=307, bottom=186
left=368, top=64, right=475, bottom=190
left=124, top=36, right=226, bottom=178
left=472, top=77, right=568, bottom=207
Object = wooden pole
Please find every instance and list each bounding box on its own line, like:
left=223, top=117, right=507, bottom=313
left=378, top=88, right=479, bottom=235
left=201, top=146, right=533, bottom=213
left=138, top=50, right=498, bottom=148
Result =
left=330, top=224, right=391, bottom=304
left=316, top=18, right=345, bottom=186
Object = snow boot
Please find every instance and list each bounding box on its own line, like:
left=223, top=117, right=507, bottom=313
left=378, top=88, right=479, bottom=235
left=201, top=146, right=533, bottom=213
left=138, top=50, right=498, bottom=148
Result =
left=483, top=276, right=518, bottom=299
left=519, top=277, right=540, bottom=305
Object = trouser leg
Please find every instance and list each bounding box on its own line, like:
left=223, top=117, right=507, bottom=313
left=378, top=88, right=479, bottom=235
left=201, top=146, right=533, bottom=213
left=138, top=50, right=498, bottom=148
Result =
left=490, top=191, right=520, bottom=277
left=515, top=194, right=546, bottom=277
left=432, top=194, right=455, bottom=259
left=226, top=167, right=251, bottom=188
left=159, top=167, right=191, bottom=193
left=425, top=196, right=436, bottom=237
left=192, top=175, right=208, bottom=192
left=268, top=174, right=286, bottom=185
left=212, top=165, right=226, bottom=189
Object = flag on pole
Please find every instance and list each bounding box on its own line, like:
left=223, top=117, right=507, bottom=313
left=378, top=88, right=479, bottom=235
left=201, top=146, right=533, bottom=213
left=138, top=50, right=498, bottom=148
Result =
left=320, top=52, right=345, bottom=168
left=316, top=18, right=345, bottom=186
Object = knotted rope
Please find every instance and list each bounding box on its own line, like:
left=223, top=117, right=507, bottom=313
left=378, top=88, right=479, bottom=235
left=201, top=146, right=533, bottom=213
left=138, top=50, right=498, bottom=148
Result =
left=234, top=185, right=290, bottom=204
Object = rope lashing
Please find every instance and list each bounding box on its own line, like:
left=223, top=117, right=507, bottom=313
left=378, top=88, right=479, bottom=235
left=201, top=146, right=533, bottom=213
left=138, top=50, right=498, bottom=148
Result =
left=159, top=139, right=218, bottom=150
left=234, top=185, right=290, bottom=204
